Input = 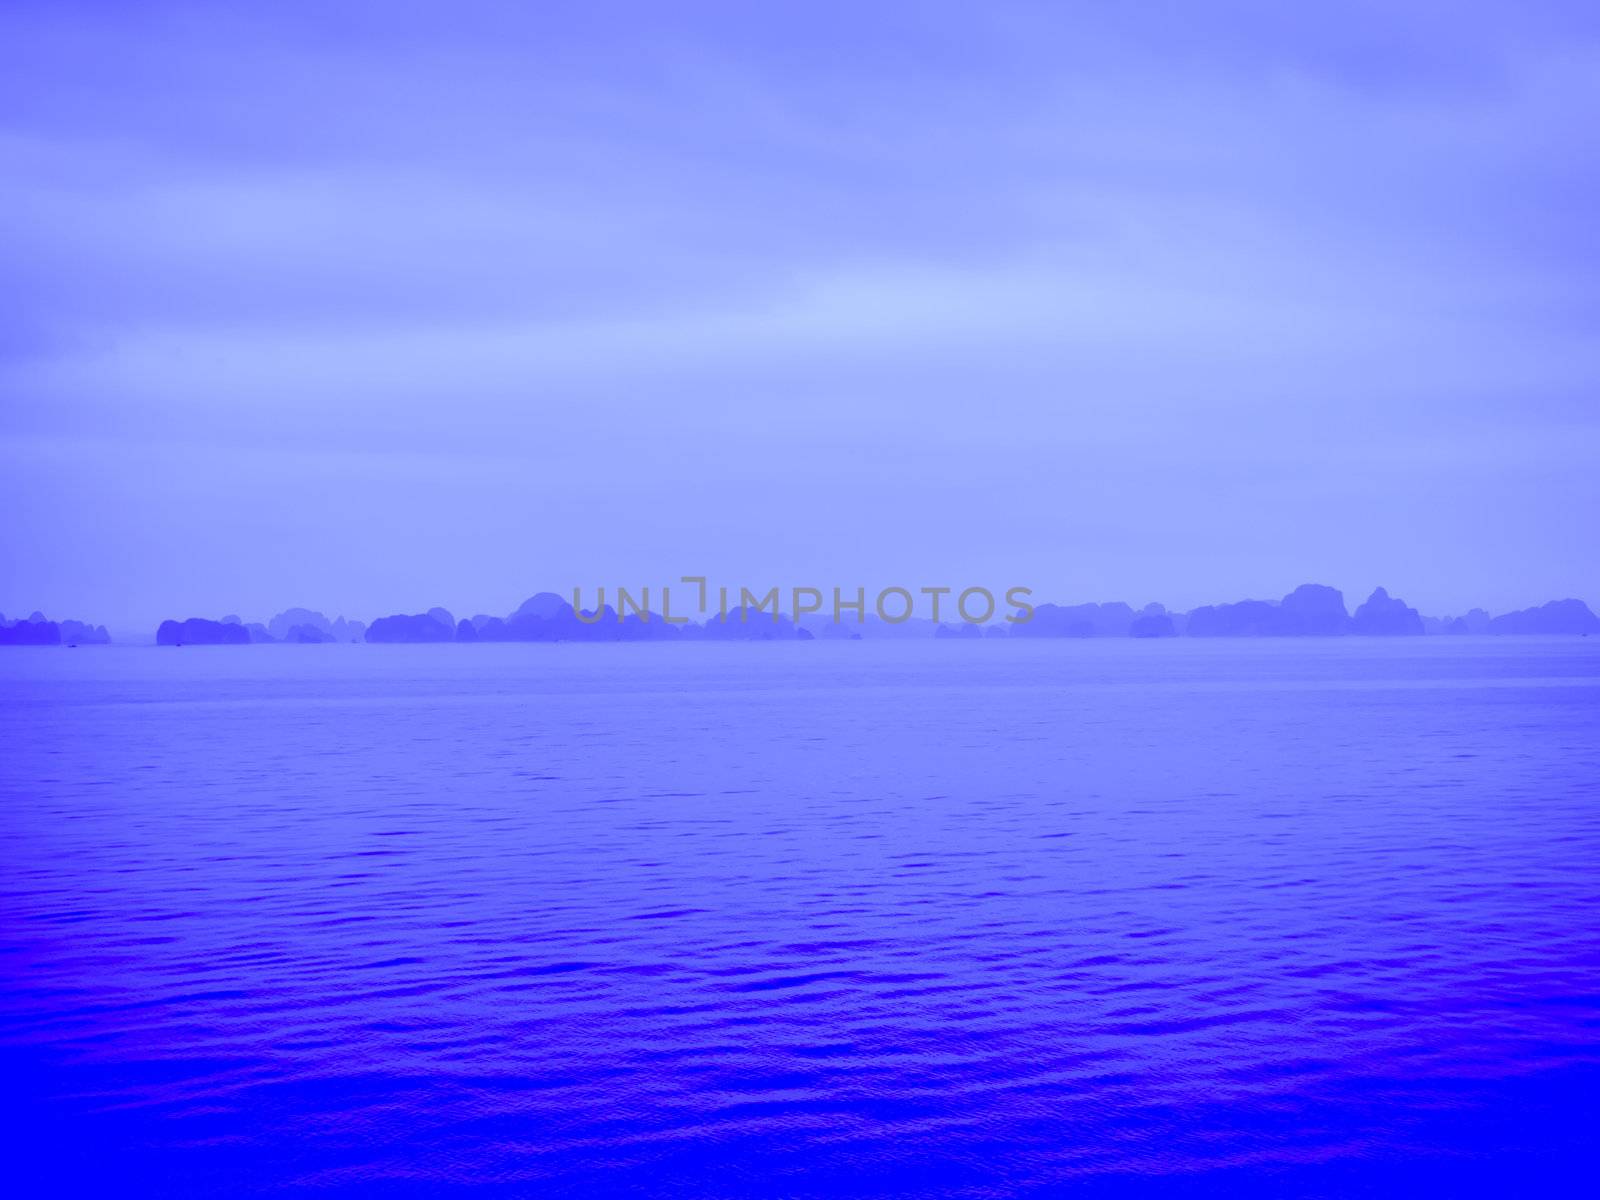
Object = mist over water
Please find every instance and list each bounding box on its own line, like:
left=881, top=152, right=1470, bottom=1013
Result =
left=3, top=639, right=1598, bottom=1196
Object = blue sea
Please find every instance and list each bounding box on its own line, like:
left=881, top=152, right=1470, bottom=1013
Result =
left=2, top=639, right=1598, bottom=1197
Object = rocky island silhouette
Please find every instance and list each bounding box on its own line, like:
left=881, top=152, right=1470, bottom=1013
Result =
left=46, top=585, right=1580, bottom=646
left=5, top=588, right=1597, bottom=647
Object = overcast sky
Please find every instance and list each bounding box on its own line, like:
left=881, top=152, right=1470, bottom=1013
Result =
left=3, top=1, right=1598, bottom=629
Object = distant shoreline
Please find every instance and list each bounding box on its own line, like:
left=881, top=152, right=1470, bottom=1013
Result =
left=6, top=585, right=1598, bottom=646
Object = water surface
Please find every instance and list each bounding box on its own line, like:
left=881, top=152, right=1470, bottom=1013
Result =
left=3, top=640, right=1598, bottom=1196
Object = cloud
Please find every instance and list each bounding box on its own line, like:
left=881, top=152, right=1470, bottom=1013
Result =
left=2, top=0, right=1598, bottom=619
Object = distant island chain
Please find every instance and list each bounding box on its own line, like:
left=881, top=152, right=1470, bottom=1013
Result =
left=2, top=582, right=1597, bottom=646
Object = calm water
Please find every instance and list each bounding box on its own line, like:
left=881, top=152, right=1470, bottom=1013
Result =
left=2, top=640, right=1598, bottom=1196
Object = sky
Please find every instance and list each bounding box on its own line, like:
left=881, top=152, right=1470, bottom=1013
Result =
left=2, top=1, right=1598, bottom=630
